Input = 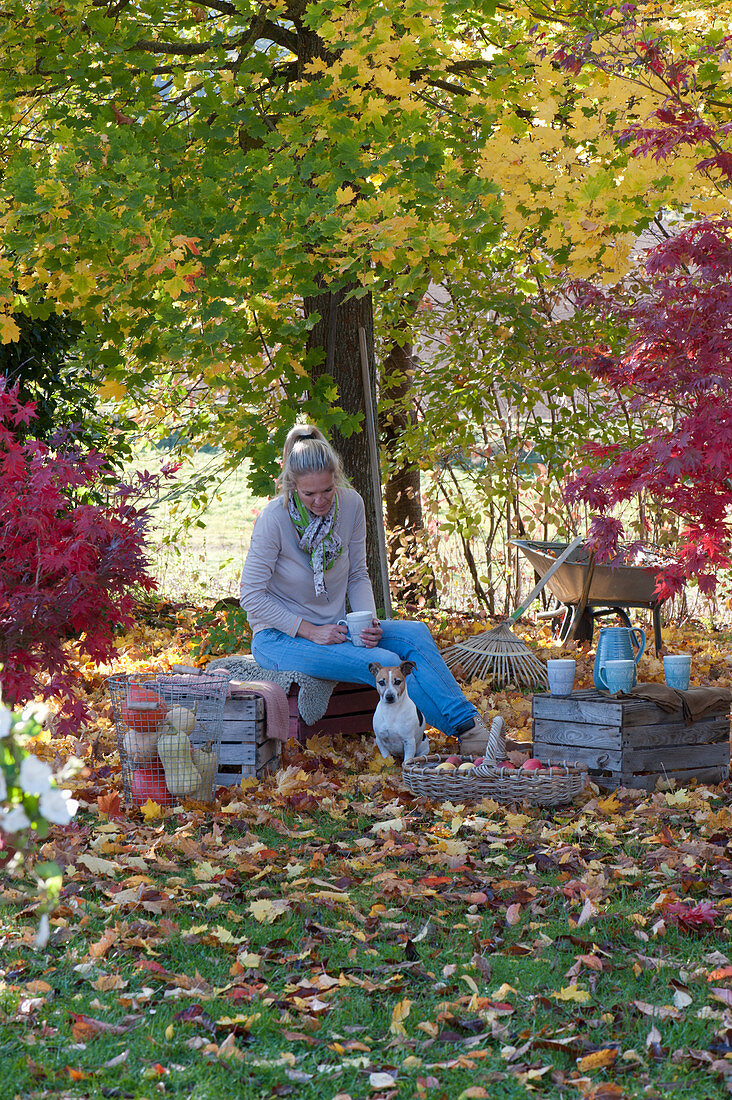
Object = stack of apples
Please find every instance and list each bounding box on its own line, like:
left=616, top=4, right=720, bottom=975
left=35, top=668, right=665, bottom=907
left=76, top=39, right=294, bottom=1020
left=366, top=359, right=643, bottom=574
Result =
left=433, top=754, right=483, bottom=773
left=432, top=756, right=550, bottom=774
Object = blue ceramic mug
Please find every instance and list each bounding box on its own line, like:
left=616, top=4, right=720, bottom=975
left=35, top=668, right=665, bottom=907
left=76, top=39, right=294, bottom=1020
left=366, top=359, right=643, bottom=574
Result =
left=600, top=659, right=635, bottom=695
left=663, top=654, right=691, bottom=691
left=547, top=659, right=575, bottom=697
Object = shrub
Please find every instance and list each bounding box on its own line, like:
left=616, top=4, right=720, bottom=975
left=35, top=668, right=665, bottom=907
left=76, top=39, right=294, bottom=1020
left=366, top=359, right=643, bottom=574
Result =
left=0, top=381, right=157, bottom=734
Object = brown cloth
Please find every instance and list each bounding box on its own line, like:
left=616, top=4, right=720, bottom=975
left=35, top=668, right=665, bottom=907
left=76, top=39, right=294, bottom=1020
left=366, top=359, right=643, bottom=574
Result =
left=615, top=682, right=732, bottom=725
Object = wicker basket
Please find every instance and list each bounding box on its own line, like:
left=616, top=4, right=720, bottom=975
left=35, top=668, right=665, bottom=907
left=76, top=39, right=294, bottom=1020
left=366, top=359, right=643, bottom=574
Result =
left=402, top=754, right=586, bottom=807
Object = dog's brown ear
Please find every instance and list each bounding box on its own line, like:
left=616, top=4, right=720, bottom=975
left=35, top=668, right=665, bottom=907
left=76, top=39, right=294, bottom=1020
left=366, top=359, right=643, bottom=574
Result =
left=368, top=662, right=381, bottom=678
left=400, top=660, right=416, bottom=677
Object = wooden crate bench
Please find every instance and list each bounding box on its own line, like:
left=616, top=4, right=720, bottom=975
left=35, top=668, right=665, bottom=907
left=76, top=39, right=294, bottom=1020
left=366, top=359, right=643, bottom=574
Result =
left=217, top=695, right=280, bottom=785
left=532, top=689, right=730, bottom=791
left=217, top=681, right=380, bottom=784
left=288, top=681, right=379, bottom=744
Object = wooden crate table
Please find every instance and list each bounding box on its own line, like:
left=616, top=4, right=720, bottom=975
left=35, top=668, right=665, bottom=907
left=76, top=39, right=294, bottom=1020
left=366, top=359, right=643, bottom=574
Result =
left=217, top=681, right=379, bottom=785
left=532, top=689, right=730, bottom=791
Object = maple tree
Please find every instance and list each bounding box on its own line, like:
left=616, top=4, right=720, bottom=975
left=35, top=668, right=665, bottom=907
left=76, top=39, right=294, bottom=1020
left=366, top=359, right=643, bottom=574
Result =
left=565, top=219, right=732, bottom=599
left=0, top=384, right=157, bottom=733
left=476, top=0, right=732, bottom=279
left=0, top=0, right=506, bottom=603
left=1, top=1, right=731, bottom=610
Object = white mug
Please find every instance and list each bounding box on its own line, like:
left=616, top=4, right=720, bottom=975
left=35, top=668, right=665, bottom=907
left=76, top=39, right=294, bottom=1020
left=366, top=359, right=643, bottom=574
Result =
left=337, top=610, right=374, bottom=647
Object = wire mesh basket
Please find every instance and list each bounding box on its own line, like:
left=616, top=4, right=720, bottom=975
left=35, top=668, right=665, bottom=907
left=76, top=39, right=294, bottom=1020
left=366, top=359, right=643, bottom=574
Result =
left=106, top=669, right=230, bottom=806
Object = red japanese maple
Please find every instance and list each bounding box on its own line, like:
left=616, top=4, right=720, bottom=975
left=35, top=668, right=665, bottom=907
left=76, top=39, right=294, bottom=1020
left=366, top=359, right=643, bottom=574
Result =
left=0, top=382, right=157, bottom=734
left=566, top=220, right=732, bottom=598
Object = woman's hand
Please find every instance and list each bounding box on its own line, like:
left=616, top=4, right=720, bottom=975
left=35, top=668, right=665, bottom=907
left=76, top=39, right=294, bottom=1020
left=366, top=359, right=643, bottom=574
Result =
left=297, top=620, right=348, bottom=645
left=360, top=619, right=383, bottom=648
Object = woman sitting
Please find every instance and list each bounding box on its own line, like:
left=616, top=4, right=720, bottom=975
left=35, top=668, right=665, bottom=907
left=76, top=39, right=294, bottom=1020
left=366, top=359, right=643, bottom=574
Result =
left=239, top=424, right=494, bottom=754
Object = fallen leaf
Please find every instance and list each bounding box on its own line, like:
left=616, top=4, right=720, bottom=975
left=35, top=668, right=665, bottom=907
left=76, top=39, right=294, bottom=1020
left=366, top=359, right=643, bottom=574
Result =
left=576, top=898, right=598, bottom=928
left=553, top=985, right=591, bottom=1004
left=633, top=1000, right=680, bottom=1020
left=140, top=798, right=164, bottom=822
left=369, top=1071, right=396, bottom=1088
left=389, top=998, right=412, bottom=1036
left=77, top=853, right=122, bottom=876
left=577, top=1048, right=618, bottom=1071
left=247, top=898, right=290, bottom=924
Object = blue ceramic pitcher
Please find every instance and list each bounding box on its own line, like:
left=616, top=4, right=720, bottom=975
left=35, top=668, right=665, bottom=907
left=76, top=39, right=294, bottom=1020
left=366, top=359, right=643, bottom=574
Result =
left=593, top=625, right=646, bottom=690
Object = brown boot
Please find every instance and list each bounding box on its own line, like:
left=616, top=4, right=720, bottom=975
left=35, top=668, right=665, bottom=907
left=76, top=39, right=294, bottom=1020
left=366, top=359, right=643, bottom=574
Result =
left=459, top=716, right=506, bottom=761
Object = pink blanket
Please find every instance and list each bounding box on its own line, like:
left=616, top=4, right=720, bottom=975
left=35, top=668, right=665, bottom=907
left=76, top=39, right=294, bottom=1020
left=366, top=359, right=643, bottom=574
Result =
left=228, top=680, right=291, bottom=742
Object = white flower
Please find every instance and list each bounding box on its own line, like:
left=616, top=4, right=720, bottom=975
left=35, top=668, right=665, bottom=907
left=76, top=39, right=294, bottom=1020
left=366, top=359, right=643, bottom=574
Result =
left=39, top=787, right=78, bottom=826
left=34, top=913, right=50, bottom=949
left=19, top=756, right=53, bottom=795
left=1, top=804, right=31, bottom=833
left=0, top=707, right=11, bottom=739
left=0, top=770, right=6, bottom=801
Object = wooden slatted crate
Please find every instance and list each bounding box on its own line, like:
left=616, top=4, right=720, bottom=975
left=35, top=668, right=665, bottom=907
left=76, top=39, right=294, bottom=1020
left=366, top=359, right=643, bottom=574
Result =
left=217, top=695, right=280, bottom=785
left=217, top=681, right=380, bottom=784
left=532, top=689, right=730, bottom=791
left=288, top=681, right=379, bottom=743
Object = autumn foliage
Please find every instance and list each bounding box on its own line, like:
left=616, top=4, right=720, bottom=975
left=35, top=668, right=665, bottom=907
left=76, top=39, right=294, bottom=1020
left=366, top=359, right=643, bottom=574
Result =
left=0, top=383, right=156, bottom=733
left=566, top=219, right=732, bottom=598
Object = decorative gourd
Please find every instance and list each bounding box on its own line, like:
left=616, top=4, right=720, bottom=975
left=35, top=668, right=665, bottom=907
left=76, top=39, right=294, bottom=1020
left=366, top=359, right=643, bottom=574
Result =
left=166, top=705, right=197, bottom=735
left=192, top=743, right=218, bottom=801
left=157, top=729, right=201, bottom=795
left=122, top=726, right=160, bottom=765
left=131, top=765, right=173, bottom=806
left=121, top=685, right=167, bottom=733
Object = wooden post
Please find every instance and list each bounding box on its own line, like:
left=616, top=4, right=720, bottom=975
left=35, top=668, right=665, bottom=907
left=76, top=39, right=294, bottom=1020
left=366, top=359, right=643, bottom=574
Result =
left=358, top=325, right=392, bottom=618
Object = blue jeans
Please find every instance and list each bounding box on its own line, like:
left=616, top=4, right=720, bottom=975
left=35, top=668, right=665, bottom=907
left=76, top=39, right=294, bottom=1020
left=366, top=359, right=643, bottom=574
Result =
left=251, top=619, right=478, bottom=737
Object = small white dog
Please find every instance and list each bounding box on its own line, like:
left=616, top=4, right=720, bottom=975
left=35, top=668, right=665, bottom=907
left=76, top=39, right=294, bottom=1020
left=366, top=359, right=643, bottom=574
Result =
left=369, top=660, right=429, bottom=763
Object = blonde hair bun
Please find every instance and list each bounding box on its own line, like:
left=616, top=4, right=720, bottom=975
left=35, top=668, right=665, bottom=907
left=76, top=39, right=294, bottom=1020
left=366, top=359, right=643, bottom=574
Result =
left=279, top=424, right=347, bottom=499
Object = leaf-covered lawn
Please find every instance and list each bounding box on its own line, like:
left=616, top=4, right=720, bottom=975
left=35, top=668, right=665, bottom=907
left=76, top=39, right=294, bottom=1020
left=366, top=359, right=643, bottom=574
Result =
left=2, top=614, right=732, bottom=1099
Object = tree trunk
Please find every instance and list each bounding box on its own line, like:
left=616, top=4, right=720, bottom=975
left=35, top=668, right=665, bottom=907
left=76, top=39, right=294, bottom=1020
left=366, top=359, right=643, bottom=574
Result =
left=381, top=341, right=422, bottom=530
left=304, top=285, right=387, bottom=611
left=380, top=341, right=436, bottom=607
left=294, top=18, right=388, bottom=610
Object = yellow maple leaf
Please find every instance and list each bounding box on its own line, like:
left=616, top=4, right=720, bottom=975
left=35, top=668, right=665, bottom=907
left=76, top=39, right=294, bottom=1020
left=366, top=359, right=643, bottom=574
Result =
left=0, top=313, right=20, bottom=344
left=335, top=185, right=357, bottom=205
left=596, top=792, right=622, bottom=816
left=389, top=997, right=412, bottom=1036
left=140, top=798, right=163, bottom=822
left=553, top=985, right=591, bottom=1003
left=237, top=953, right=261, bottom=969
left=368, top=750, right=394, bottom=772
left=247, top=898, right=290, bottom=924
left=97, top=379, right=127, bottom=401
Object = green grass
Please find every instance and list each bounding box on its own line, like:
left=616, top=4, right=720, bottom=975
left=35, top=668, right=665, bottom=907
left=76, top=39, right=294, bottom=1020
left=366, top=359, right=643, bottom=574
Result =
left=3, top=756, right=732, bottom=1100
left=125, top=450, right=268, bottom=602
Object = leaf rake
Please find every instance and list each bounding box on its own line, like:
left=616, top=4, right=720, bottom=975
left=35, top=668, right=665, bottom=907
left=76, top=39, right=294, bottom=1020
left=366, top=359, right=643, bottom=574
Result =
left=442, top=535, right=583, bottom=690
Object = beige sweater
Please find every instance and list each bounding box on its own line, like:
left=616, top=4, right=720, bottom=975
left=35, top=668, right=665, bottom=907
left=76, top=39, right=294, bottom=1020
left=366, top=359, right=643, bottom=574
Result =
left=240, top=487, right=376, bottom=637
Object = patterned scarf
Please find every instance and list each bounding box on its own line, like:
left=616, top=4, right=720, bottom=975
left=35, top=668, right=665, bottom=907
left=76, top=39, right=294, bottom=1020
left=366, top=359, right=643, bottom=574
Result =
left=288, top=491, right=342, bottom=598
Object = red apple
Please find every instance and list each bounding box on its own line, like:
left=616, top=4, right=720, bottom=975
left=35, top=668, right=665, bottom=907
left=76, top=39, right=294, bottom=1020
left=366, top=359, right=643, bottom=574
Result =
left=445, top=755, right=463, bottom=766
left=497, top=760, right=517, bottom=770
left=473, top=757, right=484, bottom=766
left=521, top=758, right=544, bottom=771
